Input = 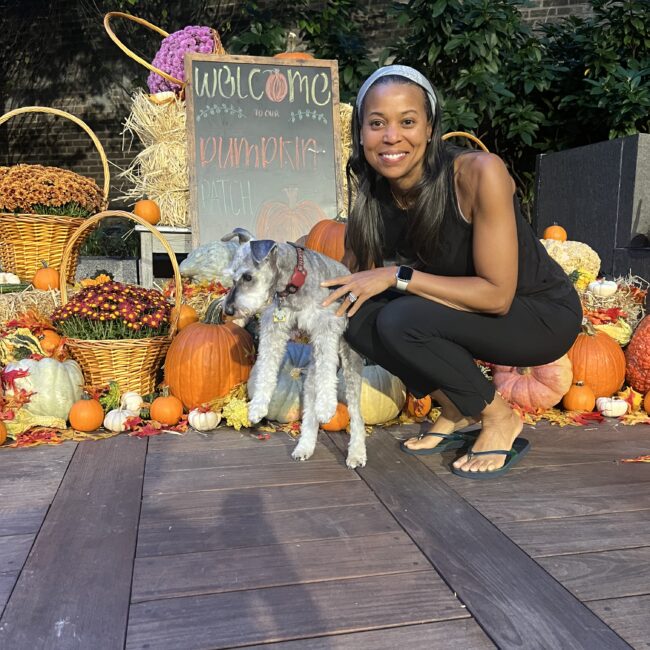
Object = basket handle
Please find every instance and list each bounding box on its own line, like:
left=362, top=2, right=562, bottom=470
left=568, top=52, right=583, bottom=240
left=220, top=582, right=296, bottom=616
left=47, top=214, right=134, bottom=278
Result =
left=0, top=106, right=111, bottom=206
left=103, top=12, right=226, bottom=90
left=59, top=210, right=182, bottom=336
left=442, top=131, right=489, bottom=152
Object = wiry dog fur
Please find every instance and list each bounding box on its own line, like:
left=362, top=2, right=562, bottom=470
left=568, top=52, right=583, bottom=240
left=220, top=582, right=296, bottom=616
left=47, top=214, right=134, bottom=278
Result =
left=222, top=230, right=366, bottom=468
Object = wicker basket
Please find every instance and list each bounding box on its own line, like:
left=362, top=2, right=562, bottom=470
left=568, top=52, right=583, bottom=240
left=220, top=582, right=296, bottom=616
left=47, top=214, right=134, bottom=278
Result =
left=59, top=210, right=182, bottom=395
left=0, top=106, right=110, bottom=283
left=442, top=131, right=489, bottom=152
left=103, top=12, right=226, bottom=95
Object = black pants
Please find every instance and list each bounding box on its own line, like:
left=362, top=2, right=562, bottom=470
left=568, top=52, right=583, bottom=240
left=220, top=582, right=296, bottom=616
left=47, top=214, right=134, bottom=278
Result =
left=344, top=290, right=583, bottom=416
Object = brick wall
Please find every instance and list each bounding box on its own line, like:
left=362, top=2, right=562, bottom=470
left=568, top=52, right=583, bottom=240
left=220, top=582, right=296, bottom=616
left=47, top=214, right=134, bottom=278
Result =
left=2, top=0, right=591, bottom=208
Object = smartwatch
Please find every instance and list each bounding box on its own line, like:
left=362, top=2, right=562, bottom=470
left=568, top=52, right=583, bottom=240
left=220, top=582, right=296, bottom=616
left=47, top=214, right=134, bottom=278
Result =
left=395, top=265, right=414, bottom=292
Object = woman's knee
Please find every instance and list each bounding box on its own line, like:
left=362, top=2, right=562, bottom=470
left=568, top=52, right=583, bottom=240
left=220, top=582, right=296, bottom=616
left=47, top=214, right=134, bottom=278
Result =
left=375, top=297, right=440, bottom=351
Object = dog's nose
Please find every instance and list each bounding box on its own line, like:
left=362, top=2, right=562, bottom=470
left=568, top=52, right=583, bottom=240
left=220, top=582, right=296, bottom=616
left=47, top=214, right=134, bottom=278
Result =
left=224, top=302, right=235, bottom=316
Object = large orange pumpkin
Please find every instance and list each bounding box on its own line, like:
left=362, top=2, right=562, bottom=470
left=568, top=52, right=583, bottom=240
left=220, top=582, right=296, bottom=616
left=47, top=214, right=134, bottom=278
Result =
left=625, top=315, right=650, bottom=394
left=567, top=321, right=626, bottom=398
left=255, top=188, right=327, bottom=242
left=0, top=420, right=7, bottom=445
left=492, top=355, right=573, bottom=410
left=164, top=321, right=255, bottom=409
left=644, top=391, right=650, bottom=414
left=305, top=219, right=346, bottom=262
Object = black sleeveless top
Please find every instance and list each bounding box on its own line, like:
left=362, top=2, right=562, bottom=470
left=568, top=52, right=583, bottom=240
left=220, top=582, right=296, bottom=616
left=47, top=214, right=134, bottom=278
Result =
left=379, top=164, right=577, bottom=303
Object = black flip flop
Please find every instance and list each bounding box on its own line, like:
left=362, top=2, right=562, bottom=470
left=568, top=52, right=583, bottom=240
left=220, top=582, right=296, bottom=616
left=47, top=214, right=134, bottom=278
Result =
left=400, top=425, right=480, bottom=457
left=450, top=437, right=531, bottom=479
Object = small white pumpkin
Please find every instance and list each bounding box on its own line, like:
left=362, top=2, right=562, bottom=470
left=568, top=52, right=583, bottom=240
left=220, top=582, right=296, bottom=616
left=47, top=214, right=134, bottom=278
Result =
left=120, top=391, right=144, bottom=413
left=0, top=272, right=21, bottom=284
left=188, top=408, right=221, bottom=432
left=103, top=408, right=138, bottom=432
left=588, top=279, right=617, bottom=297
left=595, top=397, right=628, bottom=418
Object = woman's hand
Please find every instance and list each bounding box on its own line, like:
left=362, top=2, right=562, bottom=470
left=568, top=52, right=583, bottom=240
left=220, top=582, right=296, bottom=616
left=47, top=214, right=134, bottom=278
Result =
left=321, top=267, right=396, bottom=317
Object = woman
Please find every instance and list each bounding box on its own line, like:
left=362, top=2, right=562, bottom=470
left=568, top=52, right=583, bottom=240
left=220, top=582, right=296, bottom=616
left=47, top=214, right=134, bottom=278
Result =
left=321, top=65, right=582, bottom=479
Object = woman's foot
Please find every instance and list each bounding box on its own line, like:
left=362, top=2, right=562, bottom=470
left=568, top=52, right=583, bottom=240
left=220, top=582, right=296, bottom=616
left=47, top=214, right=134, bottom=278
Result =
left=402, top=390, right=479, bottom=452
left=452, top=395, right=523, bottom=474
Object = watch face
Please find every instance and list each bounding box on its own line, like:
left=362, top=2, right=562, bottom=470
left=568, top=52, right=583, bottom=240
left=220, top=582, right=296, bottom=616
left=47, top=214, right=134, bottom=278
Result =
left=397, top=265, right=414, bottom=281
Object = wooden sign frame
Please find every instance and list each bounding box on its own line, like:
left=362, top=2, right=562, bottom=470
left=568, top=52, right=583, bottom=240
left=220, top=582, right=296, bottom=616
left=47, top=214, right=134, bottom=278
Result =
left=185, top=54, right=342, bottom=247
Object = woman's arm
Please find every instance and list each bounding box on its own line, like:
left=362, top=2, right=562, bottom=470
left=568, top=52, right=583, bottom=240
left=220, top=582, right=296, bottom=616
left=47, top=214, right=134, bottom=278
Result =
left=322, top=153, right=519, bottom=317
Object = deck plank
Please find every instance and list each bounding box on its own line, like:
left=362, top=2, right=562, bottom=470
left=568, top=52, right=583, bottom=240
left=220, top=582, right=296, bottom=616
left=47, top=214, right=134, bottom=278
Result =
left=137, top=502, right=400, bottom=557
left=538, top=547, right=650, bottom=601
left=147, top=430, right=295, bottom=452
left=0, top=436, right=146, bottom=650
left=140, top=480, right=375, bottom=521
left=126, top=571, right=468, bottom=650
left=242, top=619, right=496, bottom=650
left=144, top=461, right=356, bottom=495
left=499, top=509, right=650, bottom=557
left=145, top=441, right=336, bottom=472
left=589, top=594, right=650, bottom=649
left=132, top=531, right=428, bottom=602
left=0, top=534, right=35, bottom=574
left=331, top=429, right=631, bottom=650
left=0, top=573, right=18, bottom=613
left=0, top=507, right=50, bottom=537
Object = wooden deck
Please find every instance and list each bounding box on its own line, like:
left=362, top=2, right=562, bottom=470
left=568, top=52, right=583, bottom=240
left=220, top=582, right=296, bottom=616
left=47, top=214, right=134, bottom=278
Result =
left=0, top=419, right=649, bottom=649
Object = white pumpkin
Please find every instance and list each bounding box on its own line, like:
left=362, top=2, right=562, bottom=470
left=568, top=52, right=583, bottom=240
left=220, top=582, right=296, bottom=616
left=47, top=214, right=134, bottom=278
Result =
left=595, top=397, right=628, bottom=418
left=588, top=279, right=617, bottom=297
left=3, top=358, right=83, bottom=420
left=103, top=408, right=138, bottom=432
left=0, top=272, right=21, bottom=284
left=337, top=363, right=406, bottom=425
left=120, top=391, right=144, bottom=413
left=188, top=408, right=221, bottom=431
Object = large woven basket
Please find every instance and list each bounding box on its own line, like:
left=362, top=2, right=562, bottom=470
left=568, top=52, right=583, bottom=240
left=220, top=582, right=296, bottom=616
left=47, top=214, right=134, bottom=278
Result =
left=103, top=12, right=226, bottom=96
left=59, top=210, right=182, bottom=395
left=0, top=106, right=110, bottom=283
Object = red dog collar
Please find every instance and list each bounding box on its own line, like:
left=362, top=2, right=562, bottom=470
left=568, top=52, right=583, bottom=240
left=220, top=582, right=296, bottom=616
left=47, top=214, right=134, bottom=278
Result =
left=276, top=245, right=307, bottom=299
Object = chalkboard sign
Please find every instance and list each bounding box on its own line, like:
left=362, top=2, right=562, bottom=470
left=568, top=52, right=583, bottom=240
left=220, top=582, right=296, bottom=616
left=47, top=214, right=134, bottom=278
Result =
left=185, top=54, right=342, bottom=247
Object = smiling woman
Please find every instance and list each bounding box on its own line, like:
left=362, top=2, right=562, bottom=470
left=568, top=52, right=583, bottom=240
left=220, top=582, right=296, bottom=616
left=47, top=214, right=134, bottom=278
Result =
left=320, top=65, right=583, bottom=480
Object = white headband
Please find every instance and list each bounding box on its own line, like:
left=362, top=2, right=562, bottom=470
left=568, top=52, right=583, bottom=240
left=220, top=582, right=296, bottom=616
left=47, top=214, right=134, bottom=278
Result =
left=356, top=65, right=437, bottom=116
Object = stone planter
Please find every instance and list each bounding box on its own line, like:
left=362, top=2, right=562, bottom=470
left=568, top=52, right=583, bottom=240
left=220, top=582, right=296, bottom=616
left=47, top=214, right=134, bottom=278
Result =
left=76, top=256, right=139, bottom=284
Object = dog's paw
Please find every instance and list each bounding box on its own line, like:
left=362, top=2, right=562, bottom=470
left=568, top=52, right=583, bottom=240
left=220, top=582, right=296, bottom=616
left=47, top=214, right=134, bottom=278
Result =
left=346, top=444, right=367, bottom=469
left=315, top=402, right=337, bottom=424
left=291, top=441, right=315, bottom=462
left=247, top=400, right=268, bottom=424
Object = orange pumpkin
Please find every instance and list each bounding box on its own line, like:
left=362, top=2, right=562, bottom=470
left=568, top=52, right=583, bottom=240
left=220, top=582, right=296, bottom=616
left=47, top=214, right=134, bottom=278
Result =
left=404, top=393, right=432, bottom=419
left=274, top=31, right=315, bottom=60
left=39, top=329, right=62, bottom=356
left=567, top=322, right=626, bottom=398
left=562, top=381, right=596, bottom=412
left=133, top=199, right=161, bottom=225
left=321, top=403, right=350, bottom=431
left=0, top=420, right=7, bottom=445
left=625, top=314, right=650, bottom=394
left=492, top=355, right=573, bottom=410
left=171, top=304, right=199, bottom=330
left=305, top=219, right=346, bottom=262
left=150, top=394, right=183, bottom=426
left=255, top=188, right=328, bottom=242
left=164, top=321, right=255, bottom=409
left=32, top=261, right=60, bottom=290
left=543, top=223, right=568, bottom=241
left=68, top=397, right=104, bottom=432
left=644, top=391, right=650, bottom=414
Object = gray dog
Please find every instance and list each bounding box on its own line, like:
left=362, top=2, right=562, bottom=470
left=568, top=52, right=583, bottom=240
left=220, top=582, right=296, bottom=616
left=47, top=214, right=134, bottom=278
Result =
left=221, top=229, right=366, bottom=469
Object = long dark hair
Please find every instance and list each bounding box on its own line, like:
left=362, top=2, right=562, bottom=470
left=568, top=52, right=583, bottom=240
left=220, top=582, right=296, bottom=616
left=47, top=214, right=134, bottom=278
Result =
left=345, top=75, right=459, bottom=271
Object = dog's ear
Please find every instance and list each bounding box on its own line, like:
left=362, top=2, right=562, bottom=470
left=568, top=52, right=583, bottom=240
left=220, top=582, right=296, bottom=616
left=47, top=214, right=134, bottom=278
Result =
left=221, top=228, right=255, bottom=244
left=250, top=240, right=277, bottom=266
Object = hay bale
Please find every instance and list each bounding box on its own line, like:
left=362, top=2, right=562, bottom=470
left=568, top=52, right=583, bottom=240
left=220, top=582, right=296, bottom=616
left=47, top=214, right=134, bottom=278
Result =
left=0, top=287, right=61, bottom=325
